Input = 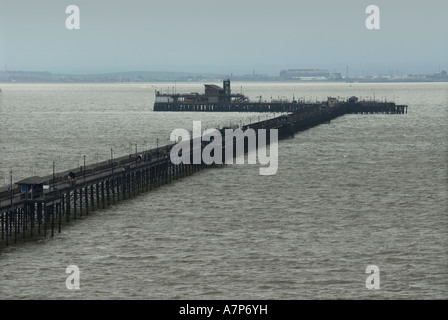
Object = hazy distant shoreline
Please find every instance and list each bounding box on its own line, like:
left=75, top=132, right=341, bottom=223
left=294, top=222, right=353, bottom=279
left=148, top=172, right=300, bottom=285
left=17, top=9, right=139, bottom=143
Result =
left=1, top=69, right=447, bottom=84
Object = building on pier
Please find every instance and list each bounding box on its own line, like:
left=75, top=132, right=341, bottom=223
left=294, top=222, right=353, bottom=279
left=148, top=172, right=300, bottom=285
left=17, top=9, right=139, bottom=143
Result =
left=327, top=97, right=339, bottom=106
left=16, top=176, right=48, bottom=200
left=348, top=96, right=359, bottom=103
left=154, top=79, right=248, bottom=106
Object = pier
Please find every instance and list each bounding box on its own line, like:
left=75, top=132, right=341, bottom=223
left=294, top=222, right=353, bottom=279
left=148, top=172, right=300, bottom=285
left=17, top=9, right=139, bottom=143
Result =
left=153, top=80, right=407, bottom=114
left=0, top=96, right=407, bottom=249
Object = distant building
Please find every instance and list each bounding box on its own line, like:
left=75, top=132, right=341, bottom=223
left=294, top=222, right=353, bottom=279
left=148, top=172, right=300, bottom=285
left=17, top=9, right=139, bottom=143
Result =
left=427, top=70, right=448, bottom=81
left=279, top=68, right=330, bottom=80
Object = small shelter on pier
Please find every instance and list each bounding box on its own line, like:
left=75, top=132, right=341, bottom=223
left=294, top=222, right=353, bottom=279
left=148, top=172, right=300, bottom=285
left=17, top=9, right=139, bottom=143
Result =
left=327, top=97, right=339, bottom=106
left=16, top=176, right=48, bottom=200
left=348, top=96, right=359, bottom=103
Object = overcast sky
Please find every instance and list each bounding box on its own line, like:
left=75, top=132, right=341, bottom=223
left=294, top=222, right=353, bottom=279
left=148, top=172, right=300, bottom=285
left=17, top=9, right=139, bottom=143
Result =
left=0, top=0, right=447, bottom=75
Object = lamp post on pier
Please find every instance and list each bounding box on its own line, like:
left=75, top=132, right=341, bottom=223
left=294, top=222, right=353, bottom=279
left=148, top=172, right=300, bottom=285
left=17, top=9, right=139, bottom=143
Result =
left=83, top=155, right=86, bottom=186
left=111, top=148, right=114, bottom=177
left=52, top=161, right=55, bottom=190
left=9, top=168, right=12, bottom=208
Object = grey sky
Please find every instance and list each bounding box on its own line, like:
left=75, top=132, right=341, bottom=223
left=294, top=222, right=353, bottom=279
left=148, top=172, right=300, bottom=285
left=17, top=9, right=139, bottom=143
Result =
left=0, top=0, right=447, bottom=75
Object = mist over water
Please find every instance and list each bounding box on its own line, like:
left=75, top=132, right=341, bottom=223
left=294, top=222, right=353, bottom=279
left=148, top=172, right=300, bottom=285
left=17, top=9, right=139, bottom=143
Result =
left=0, top=82, right=447, bottom=299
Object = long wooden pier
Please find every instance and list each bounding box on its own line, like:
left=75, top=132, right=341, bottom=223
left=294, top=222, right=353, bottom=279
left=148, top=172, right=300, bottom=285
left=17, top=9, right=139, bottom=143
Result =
left=0, top=100, right=407, bottom=249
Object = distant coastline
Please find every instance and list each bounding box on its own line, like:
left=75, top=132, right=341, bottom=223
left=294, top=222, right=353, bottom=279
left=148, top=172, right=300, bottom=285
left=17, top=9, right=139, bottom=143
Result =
left=0, top=69, right=447, bottom=84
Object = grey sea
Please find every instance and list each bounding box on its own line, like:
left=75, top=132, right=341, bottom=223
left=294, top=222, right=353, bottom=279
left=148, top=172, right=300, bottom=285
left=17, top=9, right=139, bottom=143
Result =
left=0, top=81, right=447, bottom=299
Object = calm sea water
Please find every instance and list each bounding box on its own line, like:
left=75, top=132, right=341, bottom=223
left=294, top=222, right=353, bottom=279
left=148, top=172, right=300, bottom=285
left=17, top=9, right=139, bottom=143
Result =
left=0, top=81, right=447, bottom=299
